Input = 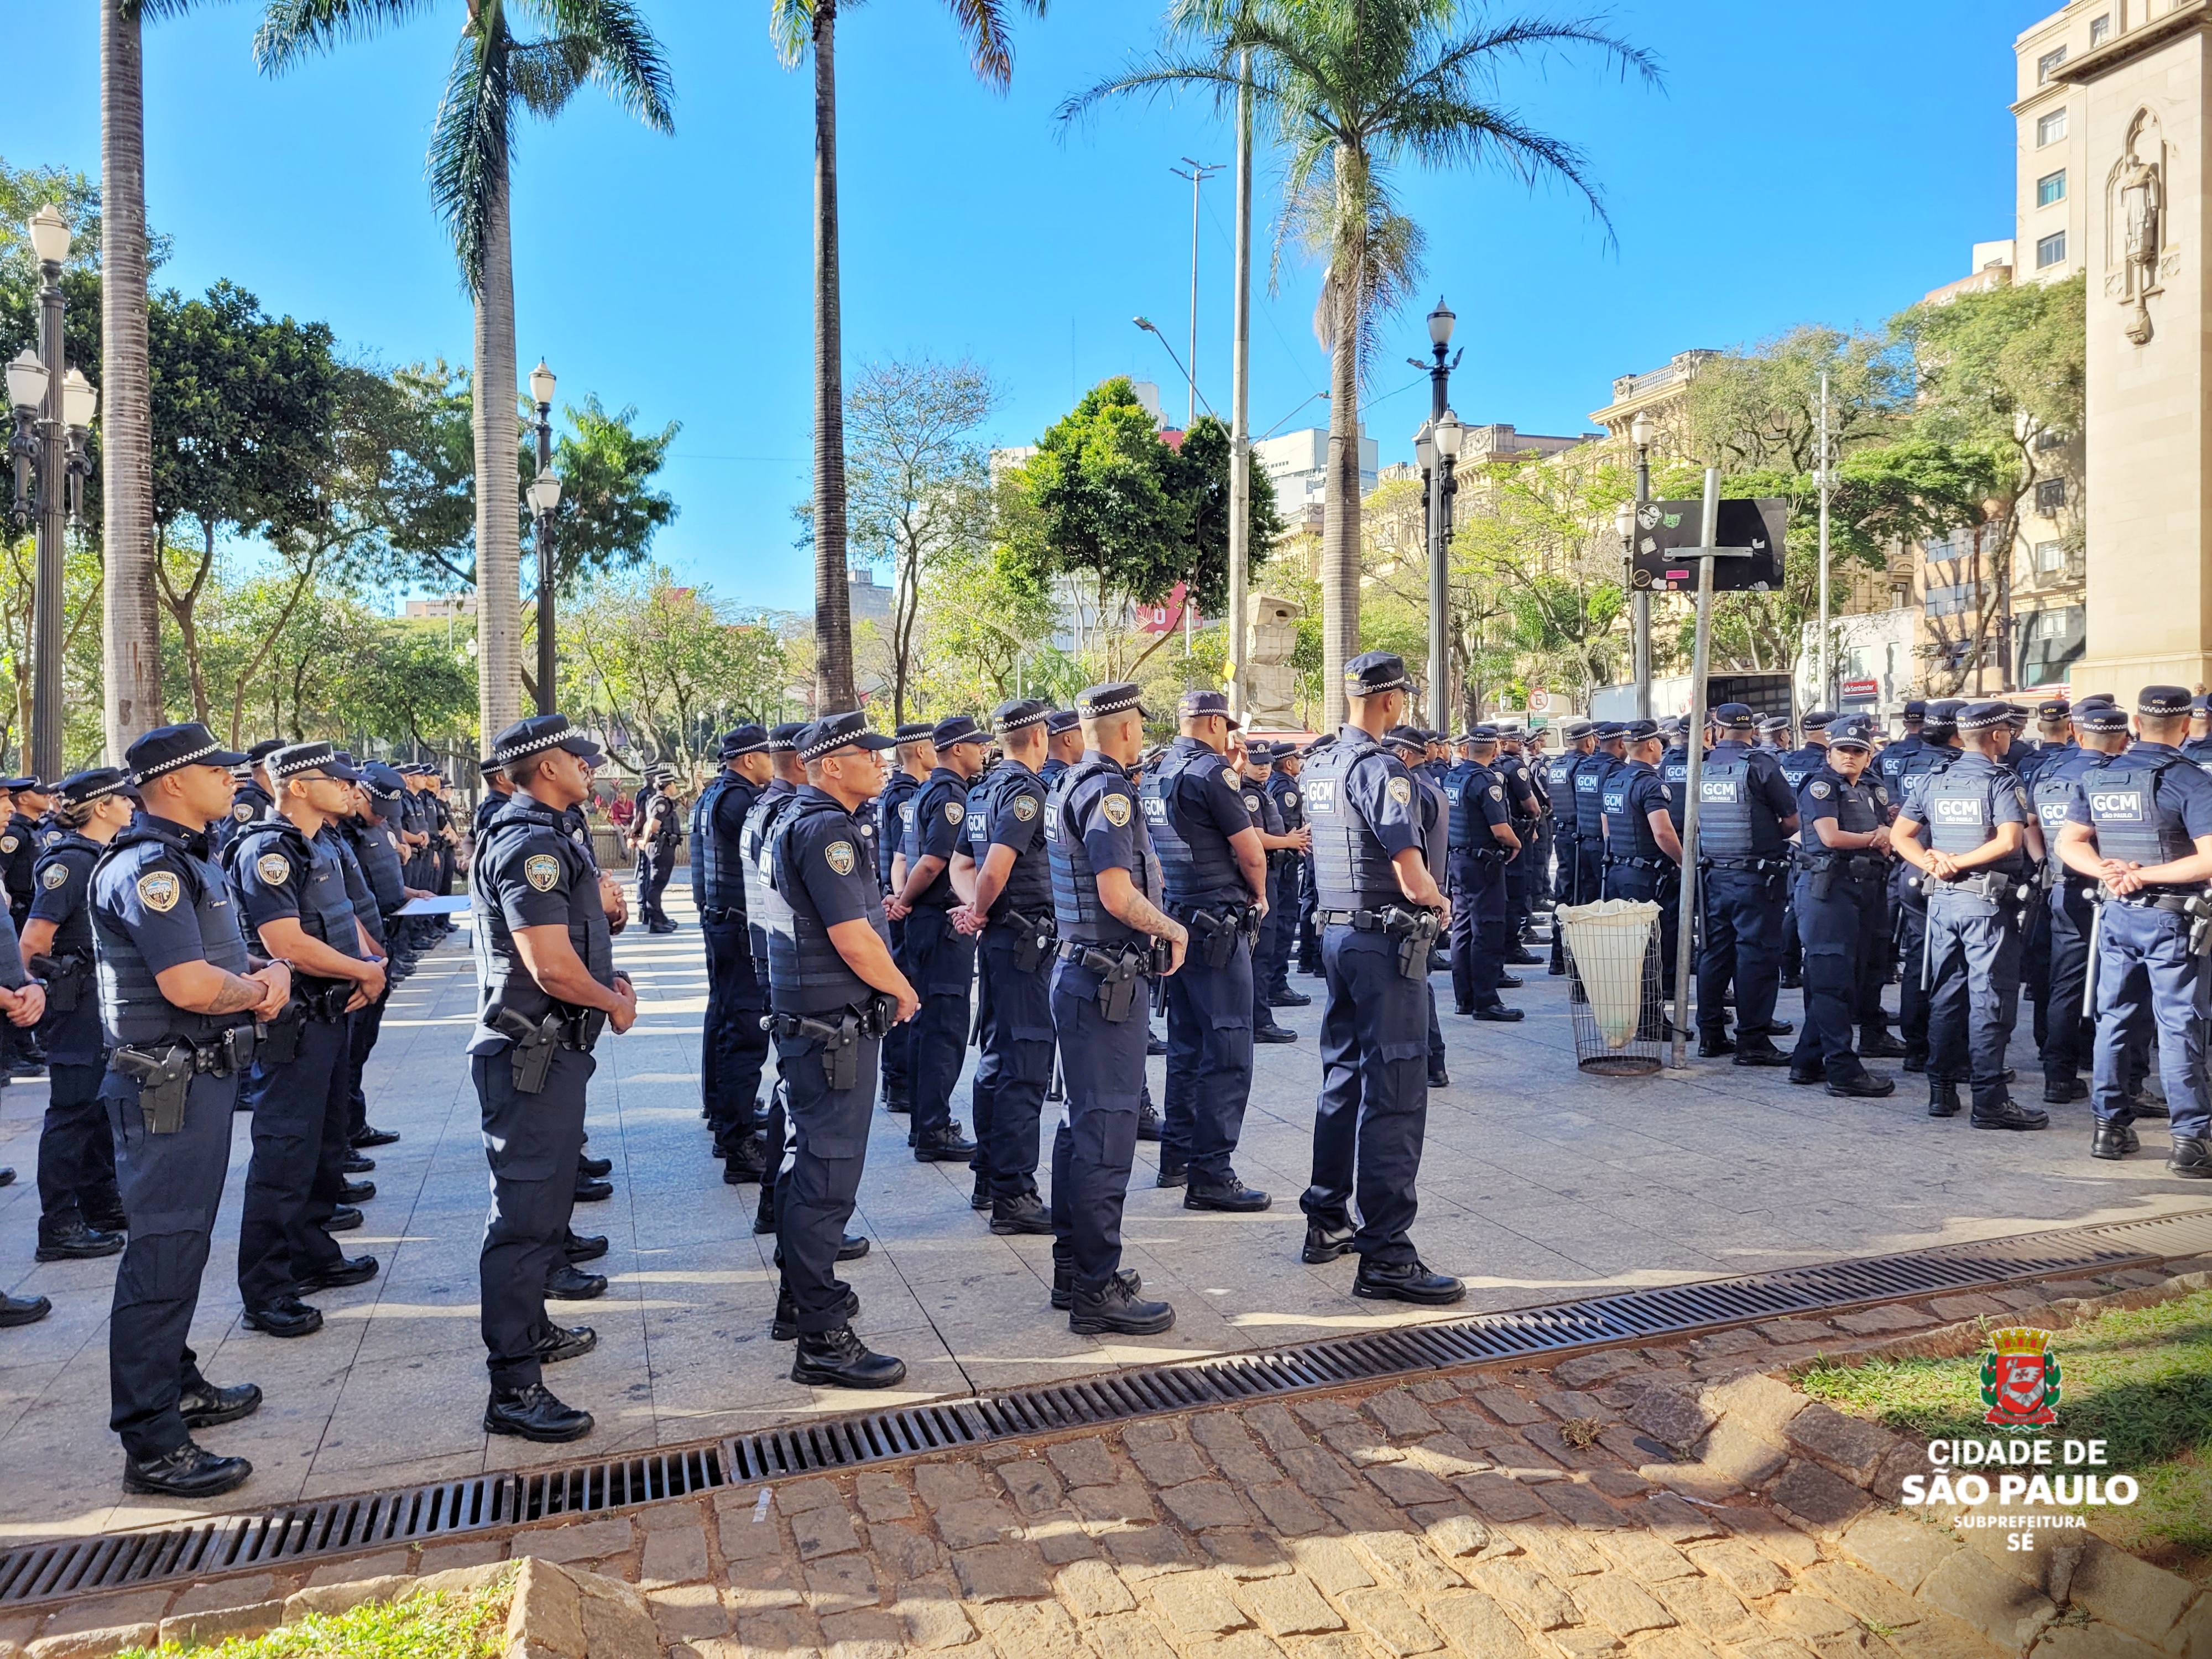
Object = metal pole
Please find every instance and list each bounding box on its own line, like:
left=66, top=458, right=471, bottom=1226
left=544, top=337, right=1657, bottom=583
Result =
left=1668, top=466, right=1723, bottom=1071
left=1227, top=58, right=1252, bottom=721
left=1633, top=436, right=1652, bottom=721
left=1426, top=340, right=1450, bottom=731
left=31, top=254, right=65, bottom=781
left=1817, top=370, right=1831, bottom=709
left=535, top=398, right=556, bottom=716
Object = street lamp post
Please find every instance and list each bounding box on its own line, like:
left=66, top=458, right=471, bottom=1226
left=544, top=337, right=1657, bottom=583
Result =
left=7, top=205, right=97, bottom=782
left=528, top=358, right=561, bottom=717
left=1630, top=410, right=1655, bottom=721
left=1408, top=300, right=1462, bottom=731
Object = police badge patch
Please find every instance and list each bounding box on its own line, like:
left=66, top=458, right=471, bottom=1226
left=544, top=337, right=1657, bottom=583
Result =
left=1490, top=786, right=1505, bottom=801
left=1102, top=792, right=1132, bottom=827
left=1013, top=794, right=1038, bottom=821
left=256, top=853, right=292, bottom=885
left=1244, top=794, right=1261, bottom=812
left=524, top=853, right=561, bottom=891
left=41, top=863, right=66, bottom=890
left=825, top=840, right=856, bottom=875
left=1811, top=781, right=1832, bottom=799
left=137, top=869, right=180, bottom=913
left=0, top=836, right=15, bottom=854
left=233, top=804, right=253, bottom=823
left=1284, top=791, right=1298, bottom=807
left=946, top=801, right=964, bottom=825
left=1387, top=777, right=1414, bottom=806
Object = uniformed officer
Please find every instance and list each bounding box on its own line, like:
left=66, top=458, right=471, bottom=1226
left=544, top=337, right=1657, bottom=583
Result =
left=20, top=769, right=132, bottom=1262
left=1446, top=727, right=1524, bottom=1021
left=1300, top=653, right=1463, bottom=1305
left=696, top=727, right=773, bottom=1182
left=1693, top=704, right=1801, bottom=1063
left=1239, top=741, right=1304, bottom=1046
left=1598, top=719, right=1682, bottom=990
left=1140, top=691, right=1272, bottom=1207
left=1544, top=722, right=1594, bottom=975
left=329, top=768, right=404, bottom=1154
left=2036, top=702, right=2128, bottom=1104
left=740, top=724, right=807, bottom=1233
left=629, top=770, right=680, bottom=933
left=0, top=776, right=50, bottom=1077
left=886, top=717, right=986, bottom=1163
left=1775, top=712, right=1834, bottom=993
left=468, top=715, right=639, bottom=1442
left=1573, top=724, right=1624, bottom=910
left=1757, top=714, right=1793, bottom=753
left=1262, top=745, right=1312, bottom=1009
left=1892, top=700, right=2045, bottom=1129
left=229, top=744, right=388, bottom=1337
left=2184, top=695, right=2212, bottom=764
left=96, top=722, right=287, bottom=1497
left=2018, top=698, right=2075, bottom=786
left=951, top=699, right=1057, bottom=1234
left=1785, top=717, right=1896, bottom=1097
left=1887, top=700, right=1963, bottom=1071
left=874, top=724, right=936, bottom=1119
left=756, top=712, right=916, bottom=1382
left=1295, top=737, right=1332, bottom=978
left=2057, top=686, right=2212, bottom=1175
left=477, top=756, right=517, bottom=837
left=1046, top=682, right=1185, bottom=1334
left=212, top=740, right=281, bottom=858
left=1879, top=701, right=1928, bottom=791
left=2015, top=698, right=2073, bottom=1039
left=1491, top=729, right=1546, bottom=963
left=1382, top=728, right=1454, bottom=1088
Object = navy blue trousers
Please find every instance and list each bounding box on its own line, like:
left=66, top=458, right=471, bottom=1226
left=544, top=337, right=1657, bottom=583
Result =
left=881, top=918, right=912, bottom=1103
left=973, top=926, right=1054, bottom=1201
left=1162, top=915, right=1255, bottom=1186
left=1050, top=958, right=1146, bottom=1297
left=1790, top=874, right=1883, bottom=1079
left=1698, top=867, right=1787, bottom=1040
left=1303, top=926, right=1428, bottom=1267
left=237, top=1017, right=350, bottom=1310
left=1925, top=892, right=2022, bottom=1115
left=38, top=1059, right=117, bottom=1238
left=902, top=906, right=976, bottom=1140
left=2091, top=900, right=2212, bottom=1140
left=2042, top=878, right=2096, bottom=1089
left=701, top=915, right=770, bottom=1153
left=476, top=1046, right=590, bottom=1390
left=775, top=1029, right=879, bottom=1331
left=1448, top=852, right=1506, bottom=1011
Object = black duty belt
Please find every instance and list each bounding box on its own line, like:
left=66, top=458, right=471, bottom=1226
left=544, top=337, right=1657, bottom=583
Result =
left=700, top=905, right=742, bottom=923
left=1604, top=854, right=1672, bottom=872
left=1702, top=856, right=1788, bottom=872
left=2109, top=890, right=2197, bottom=912
left=1315, top=907, right=1437, bottom=932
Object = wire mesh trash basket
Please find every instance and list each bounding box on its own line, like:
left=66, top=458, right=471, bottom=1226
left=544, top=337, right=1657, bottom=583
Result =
left=1557, top=899, right=1665, bottom=1074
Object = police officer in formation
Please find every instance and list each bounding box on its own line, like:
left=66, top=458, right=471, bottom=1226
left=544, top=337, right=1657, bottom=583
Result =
left=740, top=723, right=808, bottom=1231
left=2055, top=686, right=2212, bottom=1176
left=468, top=716, right=639, bottom=1443
left=1143, top=690, right=1272, bottom=1208
left=1261, top=744, right=1312, bottom=1010
left=1383, top=727, right=1454, bottom=1089
left=1598, top=718, right=1682, bottom=984
left=1491, top=728, right=1546, bottom=963
left=1884, top=699, right=1961, bottom=1071
left=1892, top=701, right=2047, bottom=1130
left=0, top=775, right=52, bottom=1081
left=630, top=768, right=684, bottom=933
left=1443, top=726, right=1524, bottom=1022
left=1785, top=717, right=1897, bottom=1097
left=2034, top=701, right=2126, bottom=1102
left=953, top=700, right=1057, bottom=1234
left=1238, top=739, right=1305, bottom=1045
left=1046, top=682, right=1185, bottom=1333
left=1574, top=723, right=1625, bottom=908
left=1300, top=653, right=1462, bottom=1305
left=1694, top=705, right=1801, bottom=1064
left=888, top=717, right=987, bottom=1162
left=695, top=726, right=773, bottom=1183
left=875, top=723, right=936, bottom=1119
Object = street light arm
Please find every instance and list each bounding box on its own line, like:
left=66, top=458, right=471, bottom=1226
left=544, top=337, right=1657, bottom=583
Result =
left=1132, top=317, right=1219, bottom=422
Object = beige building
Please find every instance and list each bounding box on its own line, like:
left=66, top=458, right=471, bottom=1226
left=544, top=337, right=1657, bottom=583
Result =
left=1586, top=350, right=1716, bottom=446
left=2013, top=4, right=2104, bottom=284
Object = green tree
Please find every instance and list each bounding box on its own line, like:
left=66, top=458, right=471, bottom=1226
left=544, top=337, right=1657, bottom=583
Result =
left=255, top=0, right=674, bottom=748
left=1065, top=0, right=1653, bottom=726
left=562, top=571, right=775, bottom=774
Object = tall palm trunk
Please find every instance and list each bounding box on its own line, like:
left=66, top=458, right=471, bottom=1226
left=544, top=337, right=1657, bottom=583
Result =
left=101, top=0, right=163, bottom=755
left=1318, top=163, right=1366, bottom=731
left=474, top=155, right=523, bottom=740
left=811, top=0, right=855, bottom=714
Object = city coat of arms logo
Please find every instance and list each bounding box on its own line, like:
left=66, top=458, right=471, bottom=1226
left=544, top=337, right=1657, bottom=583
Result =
left=1981, top=1327, right=2062, bottom=1427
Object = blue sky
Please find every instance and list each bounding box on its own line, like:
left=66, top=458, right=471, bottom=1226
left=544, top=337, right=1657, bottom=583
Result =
left=9, top=0, right=2030, bottom=614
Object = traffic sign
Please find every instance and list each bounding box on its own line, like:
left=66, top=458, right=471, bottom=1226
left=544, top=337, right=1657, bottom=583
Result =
left=1631, top=498, right=1787, bottom=593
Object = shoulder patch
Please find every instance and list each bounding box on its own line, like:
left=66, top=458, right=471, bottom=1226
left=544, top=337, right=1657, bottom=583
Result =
left=1013, top=794, right=1039, bottom=822
left=1101, top=791, right=1132, bottom=828
left=1284, top=790, right=1298, bottom=807
left=945, top=801, right=964, bottom=825
left=1244, top=793, right=1261, bottom=812
left=137, top=869, right=180, bottom=913
left=255, top=852, right=292, bottom=885
left=232, top=804, right=254, bottom=823
left=1875, top=785, right=1890, bottom=804
left=524, top=853, right=561, bottom=892
left=1810, top=780, right=1832, bottom=799
left=2016, top=787, right=2030, bottom=809
left=41, top=862, right=67, bottom=890
left=824, top=839, right=856, bottom=876
left=1387, top=776, right=1414, bottom=806
left=0, top=835, right=15, bottom=854
left=1490, top=785, right=1505, bottom=801
left=899, top=801, right=914, bottom=824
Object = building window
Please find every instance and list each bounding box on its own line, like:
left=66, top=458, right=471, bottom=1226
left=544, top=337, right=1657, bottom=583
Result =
left=2037, top=231, right=2068, bottom=268
left=1926, top=582, right=1974, bottom=619
left=2032, top=539, right=2064, bottom=573
left=2038, top=169, right=2067, bottom=207
left=2036, top=477, right=2068, bottom=514
left=2034, top=428, right=2067, bottom=451
left=2018, top=604, right=2086, bottom=687
left=2038, top=45, right=2067, bottom=82
left=2090, top=13, right=2110, bottom=45
left=2037, top=107, right=2068, bottom=147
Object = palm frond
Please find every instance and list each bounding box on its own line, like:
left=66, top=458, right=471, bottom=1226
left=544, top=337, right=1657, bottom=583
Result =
left=427, top=14, right=513, bottom=297
left=1391, top=91, right=1615, bottom=242
left=1055, top=51, right=1275, bottom=130
left=769, top=0, right=816, bottom=68
left=510, top=35, right=593, bottom=118
left=523, top=0, right=676, bottom=129
left=1396, top=13, right=1660, bottom=100
left=253, top=0, right=435, bottom=72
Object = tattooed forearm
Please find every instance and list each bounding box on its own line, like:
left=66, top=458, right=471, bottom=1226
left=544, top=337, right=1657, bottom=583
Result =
left=1119, top=891, right=1187, bottom=946
left=206, top=974, right=272, bottom=1015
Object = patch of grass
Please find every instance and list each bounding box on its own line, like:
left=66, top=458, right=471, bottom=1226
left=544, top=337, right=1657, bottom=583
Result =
left=1799, top=1290, right=2212, bottom=1582
left=112, top=1577, right=512, bottom=1659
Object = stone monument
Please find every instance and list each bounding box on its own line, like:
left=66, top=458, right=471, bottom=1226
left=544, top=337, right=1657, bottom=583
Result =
left=1245, top=593, right=1304, bottom=729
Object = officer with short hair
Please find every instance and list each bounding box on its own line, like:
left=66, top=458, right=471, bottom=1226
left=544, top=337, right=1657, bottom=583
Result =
left=2036, top=703, right=2129, bottom=1104
left=1786, top=717, right=1895, bottom=1097
left=1893, top=701, right=2045, bottom=1130
left=1143, top=691, right=1272, bottom=1206
left=469, top=716, right=639, bottom=1442
left=476, top=757, right=515, bottom=837
left=213, top=740, right=283, bottom=858
left=1775, top=713, right=1833, bottom=995
left=1300, top=654, right=1462, bottom=1305
left=1445, top=727, right=1524, bottom=1022
left=2058, top=686, right=2212, bottom=1175
left=1262, top=744, right=1312, bottom=1009
left=2018, top=698, right=2075, bottom=787
left=97, top=723, right=289, bottom=1497
left=1239, top=741, right=1305, bottom=1045
left=1599, top=718, right=1682, bottom=987
left=20, top=769, right=132, bottom=1264
left=741, top=724, right=808, bottom=1233
left=1573, top=724, right=1624, bottom=910
left=1694, top=704, right=1801, bottom=1063
left=1047, top=682, right=1187, bottom=1333
left=886, top=718, right=987, bottom=1164
left=2184, top=695, right=2212, bottom=764
left=693, top=728, right=773, bottom=1181
left=953, top=700, right=1058, bottom=1234
left=1887, top=699, right=1962, bottom=1070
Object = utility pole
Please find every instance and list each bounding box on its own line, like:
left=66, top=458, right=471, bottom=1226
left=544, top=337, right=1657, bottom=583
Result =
left=1170, top=158, right=1222, bottom=428
left=1630, top=411, right=1655, bottom=720
left=1816, top=370, right=1832, bottom=710
left=1409, top=302, right=1461, bottom=731
left=1226, top=62, right=1253, bottom=721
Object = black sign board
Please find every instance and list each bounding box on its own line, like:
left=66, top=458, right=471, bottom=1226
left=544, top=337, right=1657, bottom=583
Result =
left=1629, top=498, right=1787, bottom=594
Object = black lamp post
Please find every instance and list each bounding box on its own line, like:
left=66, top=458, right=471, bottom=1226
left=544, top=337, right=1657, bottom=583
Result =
left=1408, top=299, right=1462, bottom=729
left=7, top=205, right=96, bottom=782
left=528, top=358, right=561, bottom=717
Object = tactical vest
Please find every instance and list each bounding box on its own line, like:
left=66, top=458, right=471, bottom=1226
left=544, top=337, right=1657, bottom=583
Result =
left=766, top=794, right=879, bottom=1013
left=92, top=822, right=253, bottom=1048
left=877, top=773, right=919, bottom=887
left=468, top=800, right=614, bottom=1031
left=980, top=763, right=1053, bottom=917
left=1877, top=736, right=1921, bottom=786
left=1267, top=773, right=1305, bottom=832
left=905, top=770, right=968, bottom=907
left=1546, top=755, right=1582, bottom=837
left=741, top=782, right=800, bottom=968
left=1659, top=747, right=1690, bottom=833
left=1417, top=774, right=1447, bottom=876
left=1696, top=756, right=1758, bottom=861
left=690, top=780, right=719, bottom=909
left=1446, top=764, right=1501, bottom=853
left=231, top=820, right=359, bottom=954
left=326, top=827, right=383, bottom=946
left=1573, top=755, right=1614, bottom=841
left=1142, top=742, right=1246, bottom=906
left=1048, top=757, right=1142, bottom=945
left=1780, top=745, right=1824, bottom=792
left=1918, top=762, right=2012, bottom=865
left=2031, top=753, right=2100, bottom=869
left=2083, top=754, right=2198, bottom=873
left=694, top=773, right=754, bottom=915
left=1804, top=770, right=1882, bottom=843
left=351, top=815, right=407, bottom=915
left=1304, top=735, right=1407, bottom=908
left=31, top=834, right=100, bottom=954
left=1603, top=764, right=1662, bottom=863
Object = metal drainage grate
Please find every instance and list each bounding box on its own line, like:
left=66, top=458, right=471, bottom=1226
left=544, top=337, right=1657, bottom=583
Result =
left=4, top=1206, right=2208, bottom=1610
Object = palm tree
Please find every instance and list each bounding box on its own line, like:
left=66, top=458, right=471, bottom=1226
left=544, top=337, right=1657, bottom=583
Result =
left=1065, top=0, right=1655, bottom=727
left=769, top=0, right=1041, bottom=714
left=256, top=0, right=673, bottom=744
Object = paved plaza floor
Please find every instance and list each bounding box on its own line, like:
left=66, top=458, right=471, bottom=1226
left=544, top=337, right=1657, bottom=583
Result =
left=0, top=884, right=2205, bottom=1544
